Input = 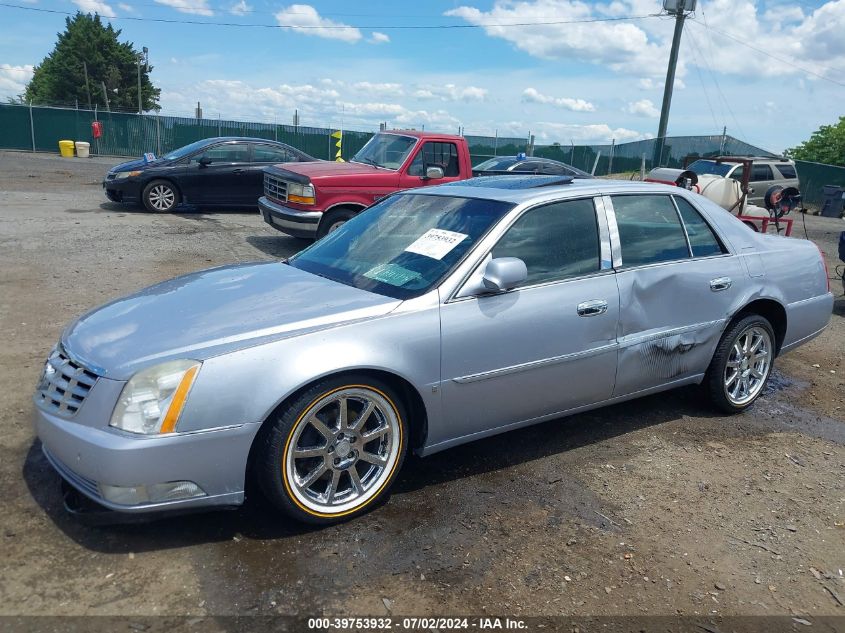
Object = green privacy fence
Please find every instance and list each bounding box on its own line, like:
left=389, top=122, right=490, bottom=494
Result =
left=794, top=160, right=845, bottom=207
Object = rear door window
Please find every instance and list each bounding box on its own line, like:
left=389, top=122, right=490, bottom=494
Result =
left=751, top=164, right=774, bottom=182
left=776, top=164, right=796, bottom=179
left=252, top=144, right=297, bottom=163
left=673, top=196, right=725, bottom=257
left=192, top=143, right=250, bottom=164
left=611, top=195, right=690, bottom=266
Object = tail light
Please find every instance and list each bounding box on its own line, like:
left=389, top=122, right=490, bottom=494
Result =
left=815, top=244, right=830, bottom=292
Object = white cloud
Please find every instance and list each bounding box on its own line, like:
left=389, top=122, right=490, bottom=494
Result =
left=412, top=83, right=488, bottom=102
left=0, top=63, right=34, bottom=98
left=275, top=4, right=362, bottom=43
left=351, top=82, right=404, bottom=97
left=498, top=120, right=650, bottom=143
left=522, top=87, right=596, bottom=112
left=230, top=0, right=250, bottom=15
left=445, top=0, right=674, bottom=77
left=117, top=3, right=135, bottom=12
left=369, top=32, right=390, bottom=44
left=154, top=0, right=213, bottom=16
left=73, top=0, right=116, bottom=17
left=624, top=98, right=660, bottom=117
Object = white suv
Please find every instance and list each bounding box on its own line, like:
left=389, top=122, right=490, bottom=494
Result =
left=687, top=157, right=799, bottom=207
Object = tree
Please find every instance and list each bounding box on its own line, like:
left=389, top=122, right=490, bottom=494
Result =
left=24, top=12, right=160, bottom=112
left=787, top=117, right=845, bottom=166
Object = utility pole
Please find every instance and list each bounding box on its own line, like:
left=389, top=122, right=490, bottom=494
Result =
left=137, top=46, right=148, bottom=115
left=653, top=0, right=696, bottom=166
left=83, top=61, right=92, bottom=110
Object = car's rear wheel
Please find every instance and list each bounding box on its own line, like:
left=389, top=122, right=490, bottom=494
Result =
left=256, top=376, right=407, bottom=524
left=142, top=179, right=180, bottom=213
left=317, top=208, right=357, bottom=239
left=704, top=314, right=775, bottom=413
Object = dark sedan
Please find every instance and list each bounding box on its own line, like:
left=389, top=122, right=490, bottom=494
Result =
left=103, top=137, right=316, bottom=212
left=473, top=155, right=589, bottom=178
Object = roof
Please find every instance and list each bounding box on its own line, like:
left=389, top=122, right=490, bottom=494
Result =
left=413, top=176, right=683, bottom=204
left=385, top=129, right=465, bottom=140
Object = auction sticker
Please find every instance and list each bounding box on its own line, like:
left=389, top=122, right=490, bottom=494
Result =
left=404, top=229, right=467, bottom=260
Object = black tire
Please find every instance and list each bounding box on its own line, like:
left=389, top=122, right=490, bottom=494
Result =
left=255, top=375, right=408, bottom=525
left=704, top=314, right=776, bottom=414
left=142, top=179, right=180, bottom=213
left=316, top=207, right=357, bottom=239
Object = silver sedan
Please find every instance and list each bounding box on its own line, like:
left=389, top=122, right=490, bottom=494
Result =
left=33, top=176, right=833, bottom=524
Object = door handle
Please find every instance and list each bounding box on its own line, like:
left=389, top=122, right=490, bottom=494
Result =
left=233, top=168, right=245, bottom=174
left=709, top=277, right=732, bottom=292
left=577, top=299, right=608, bottom=317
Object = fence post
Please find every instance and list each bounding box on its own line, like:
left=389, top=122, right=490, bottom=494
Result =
left=156, top=114, right=161, bottom=155
left=29, top=101, right=35, bottom=151
left=608, top=138, right=615, bottom=176
left=493, top=129, right=498, bottom=157
left=218, top=113, right=221, bottom=136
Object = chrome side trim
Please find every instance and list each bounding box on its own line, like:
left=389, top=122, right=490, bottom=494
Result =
left=616, top=319, right=725, bottom=350
left=452, top=342, right=618, bottom=384
left=601, top=195, right=623, bottom=268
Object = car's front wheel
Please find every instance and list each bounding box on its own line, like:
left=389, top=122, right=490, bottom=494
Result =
left=704, top=314, right=775, bottom=413
left=256, top=376, right=408, bottom=524
left=142, top=179, right=180, bottom=213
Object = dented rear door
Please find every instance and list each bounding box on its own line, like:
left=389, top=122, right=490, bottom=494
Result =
left=605, top=193, right=744, bottom=397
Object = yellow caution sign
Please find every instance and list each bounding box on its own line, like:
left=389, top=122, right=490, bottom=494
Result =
left=331, top=130, right=344, bottom=162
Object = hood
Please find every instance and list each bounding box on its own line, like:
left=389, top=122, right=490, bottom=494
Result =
left=62, top=262, right=400, bottom=380
left=109, top=157, right=169, bottom=173
left=269, top=161, right=400, bottom=185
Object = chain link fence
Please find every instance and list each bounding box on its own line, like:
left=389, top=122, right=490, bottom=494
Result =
left=5, top=103, right=843, bottom=206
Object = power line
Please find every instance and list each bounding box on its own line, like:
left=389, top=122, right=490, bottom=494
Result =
left=682, top=23, right=721, bottom=133
left=688, top=18, right=845, bottom=88
left=0, top=2, right=657, bottom=30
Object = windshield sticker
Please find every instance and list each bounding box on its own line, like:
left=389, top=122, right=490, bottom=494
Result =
left=364, top=263, right=422, bottom=287
left=404, top=229, right=468, bottom=260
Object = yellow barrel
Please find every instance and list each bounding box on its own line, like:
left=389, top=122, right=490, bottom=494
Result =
left=59, top=140, right=75, bottom=158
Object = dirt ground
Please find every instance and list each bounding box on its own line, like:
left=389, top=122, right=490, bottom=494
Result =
left=0, top=151, right=843, bottom=623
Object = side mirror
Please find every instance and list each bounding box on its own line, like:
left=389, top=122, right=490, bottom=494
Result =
left=748, top=186, right=755, bottom=194
left=198, top=156, right=212, bottom=167
left=482, top=257, right=527, bottom=292
left=424, top=166, right=444, bottom=180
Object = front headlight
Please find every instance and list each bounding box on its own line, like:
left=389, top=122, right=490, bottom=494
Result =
left=110, top=360, right=201, bottom=434
left=287, top=182, right=315, bottom=204
left=114, top=170, right=142, bottom=179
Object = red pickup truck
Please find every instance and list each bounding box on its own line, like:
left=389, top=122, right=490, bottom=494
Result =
left=259, top=130, right=473, bottom=239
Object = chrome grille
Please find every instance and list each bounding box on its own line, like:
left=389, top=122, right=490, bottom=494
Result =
left=36, top=346, right=99, bottom=417
left=264, top=173, right=288, bottom=202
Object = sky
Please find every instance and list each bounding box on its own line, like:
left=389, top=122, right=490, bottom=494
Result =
left=1, top=0, right=844, bottom=152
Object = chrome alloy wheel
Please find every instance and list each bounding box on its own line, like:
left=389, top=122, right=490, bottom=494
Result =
left=284, top=387, right=401, bottom=515
left=724, top=325, right=772, bottom=406
left=148, top=184, right=175, bottom=211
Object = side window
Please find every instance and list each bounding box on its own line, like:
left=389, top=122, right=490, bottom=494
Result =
left=673, top=196, right=726, bottom=258
left=513, top=161, right=542, bottom=172
left=252, top=145, right=295, bottom=163
left=491, top=199, right=600, bottom=286
left=729, top=165, right=744, bottom=181
left=776, top=164, right=796, bottom=179
left=751, top=164, right=774, bottom=181
left=192, top=143, right=250, bottom=164
left=407, top=142, right=460, bottom=177
left=611, top=195, right=690, bottom=266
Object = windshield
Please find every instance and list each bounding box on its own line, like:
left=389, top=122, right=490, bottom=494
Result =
left=163, top=139, right=214, bottom=161
left=688, top=159, right=732, bottom=177
left=474, top=157, right=518, bottom=171
left=351, top=133, right=417, bottom=170
left=288, top=194, right=514, bottom=300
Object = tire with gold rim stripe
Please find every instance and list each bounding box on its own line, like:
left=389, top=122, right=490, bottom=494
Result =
left=256, top=375, right=408, bottom=524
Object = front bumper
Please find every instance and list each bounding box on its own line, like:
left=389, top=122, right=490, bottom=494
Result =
left=34, top=403, right=258, bottom=514
left=102, top=177, right=141, bottom=204
left=259, top=196, right=322, bottom=238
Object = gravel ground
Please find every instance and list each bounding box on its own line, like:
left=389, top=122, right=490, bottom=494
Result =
left=0, top=151, right=843, bottom=621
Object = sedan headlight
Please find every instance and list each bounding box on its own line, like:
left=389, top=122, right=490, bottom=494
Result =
left=114, top=170, right=142, bottom=179
left=287, top=182, right=315, bottom=205
left=110, top=360, right=201, bottom=434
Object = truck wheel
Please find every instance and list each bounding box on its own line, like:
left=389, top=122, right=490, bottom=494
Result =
left=317, top=208, right=356, bottom=239
left=142, top=179, right=180, bottom=213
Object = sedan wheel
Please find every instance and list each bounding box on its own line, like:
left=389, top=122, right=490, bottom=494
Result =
left=704, top=314, right=775, bottom=413
left=142, top=180, right=179, bottom=213
left=723, top=325, right=772, bottom=406
left=257, top=377, right=407, bottom=524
